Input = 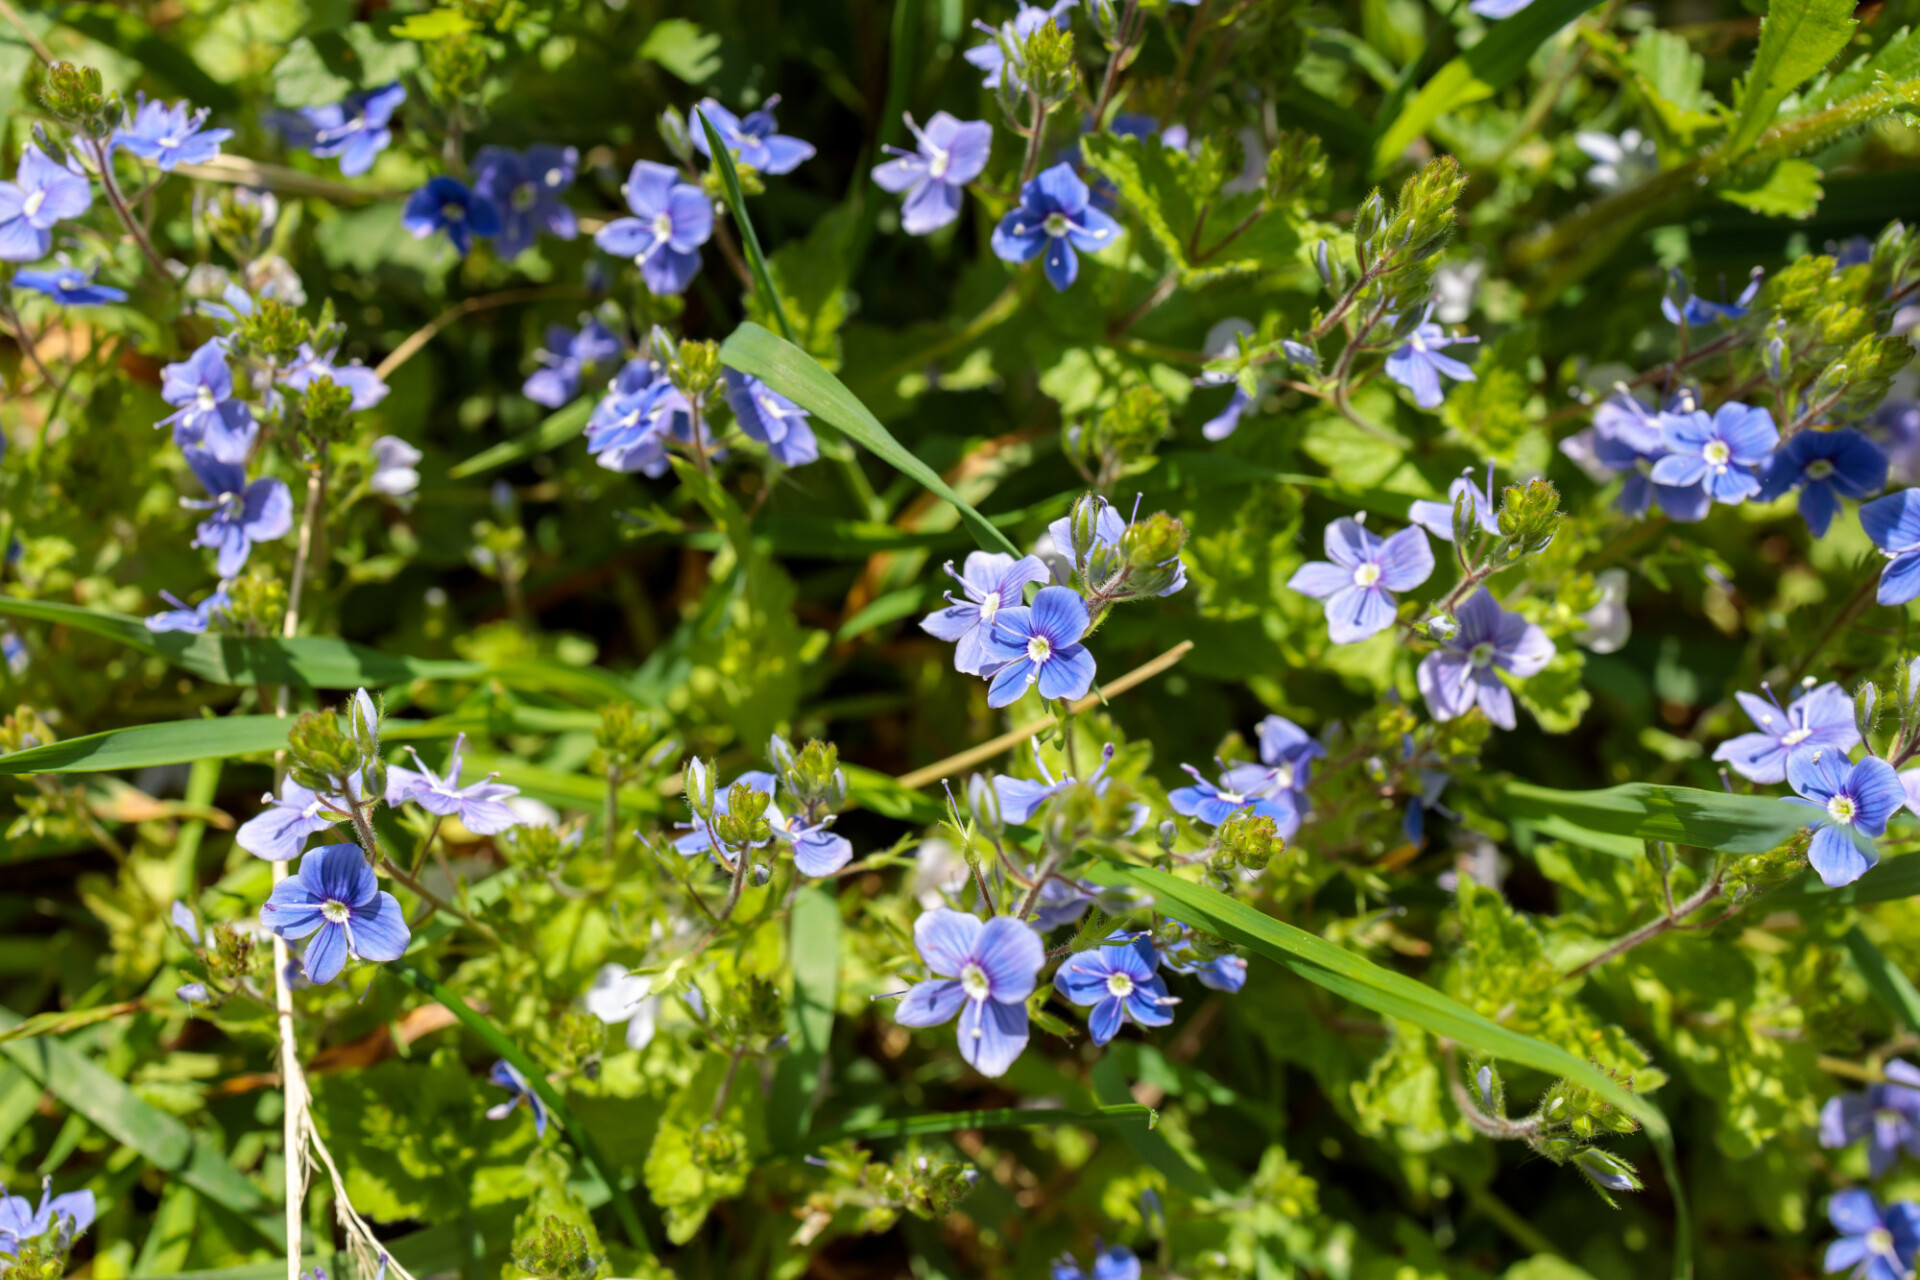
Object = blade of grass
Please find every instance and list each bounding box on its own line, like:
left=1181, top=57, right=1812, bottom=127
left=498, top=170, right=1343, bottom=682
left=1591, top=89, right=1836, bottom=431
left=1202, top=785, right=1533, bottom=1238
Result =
left=698, top=109, right=796, bottom=344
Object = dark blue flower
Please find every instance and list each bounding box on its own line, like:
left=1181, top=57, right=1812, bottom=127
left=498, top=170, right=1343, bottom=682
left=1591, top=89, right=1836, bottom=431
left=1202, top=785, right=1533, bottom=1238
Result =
left=1287, top=516, right=1434, bottom=644
left=283, top=343, right=389, bottom=411
left=692, top=97, right=816, bottom=175
left=584, top=359, right=698, bottom=475
left=485, top=1060, right=549, bottom=1137
left=0, top=1179, right=95, bottom=1257
left=1821, top=1059, right=1920, bottom=1177
left=991, top=163, right=1122, bottom=292
left=11, top=266, right=125, bottom=306
left=386, top=734, right=523, bottom=835
left=259, top=843, right=411, bottom=985
left=1384, top=304, right=1478, bottom=409
left=1824, top=1190, right=1920, bottom=1280
left=1863, top=489, right=1920, bottom=605
left=1416, top=588, right=1554, bottom=730
left=1054, top=934, right=1175, bottom=1044
left=159, top=339, right=255, bottom=459
left=114, top=96, right=232, bottom=171
left=894, top=908, right=1044, bottom=1078
left=1661, top=267, right=1762, bottom=327
left=594, top=162, right=713, bottom=297
left=279, top=83, right=407, bottom=177
left=724, top=370, right=819, bottom=467
left=1052, top=1243, right=1140, bottom=1280
left=472, top=145, right=579, bottom=259
left=978, top=584, right=1097, bottom=708
left=920, top=551, right=1051, bottom=674
left=402, top=176, right=501, bottom=256
left=524, top=319, right=623, bottom=407
left=1170, top=762, right=1299, bottom=833
left=145, top=581, right=231, bottom=635
left=1785, top=748, right=1903, bottom=888
left=1712, top=681, right=1860, bottom=785
left=1573, top=389, right=1713, bottom=522
left=1159, top=937, right=1248, bottom=993
left=182, top=447, right=293, bottom=578
left=965, top=2, right=1077, bottom=89
left=0, top=144, right=94, bottom=263
left=873, top=112, right=993, bottom=235
left=1758, top=427, right=1888, bottom=536
left=1651, top=402, right=1779, bottom=505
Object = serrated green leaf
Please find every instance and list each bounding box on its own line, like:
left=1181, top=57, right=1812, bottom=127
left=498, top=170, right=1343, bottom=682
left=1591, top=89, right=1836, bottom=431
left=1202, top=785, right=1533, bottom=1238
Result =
left=390, top=8, right=475, bottom=40
left=1499, top=781, right=1806, bottom=853
left=1808, top=26, right=1920, bottom=109
left=1726, top=0, right=1857, bottom=158
left=1626, top=29, right=1721, bottom=140
left=639, top=18, right=722, bottom=84
left=1719, top=157, right=1825, bottom=217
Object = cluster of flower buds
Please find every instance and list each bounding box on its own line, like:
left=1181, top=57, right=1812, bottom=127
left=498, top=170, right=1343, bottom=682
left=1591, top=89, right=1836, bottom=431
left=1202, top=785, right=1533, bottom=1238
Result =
left=769, top=734, right=848, bottom=814
left=509, top=1214, right=602, bottom=1280
left=38, top=61, right=122, bottom=140
left=993, top=17, right=1078, bottom=119
left=797, top=1141, right=980, bottom=1242
left=1209, top=809, right=1287, bottom=873
left=286, top=689, right=384, bottom=804
left=1064, top=492, right=1189, bottom=611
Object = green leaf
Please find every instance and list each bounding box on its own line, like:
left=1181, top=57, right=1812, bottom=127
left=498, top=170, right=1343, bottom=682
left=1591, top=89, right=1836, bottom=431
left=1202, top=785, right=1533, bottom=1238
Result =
left=639, top=18, right=722, bottom=84
left=1625, top=29, right=1721, bottom=140
left=0, top=597, right=481, bottom=689
left=0, top=715, right=287, bottom=775
left=1373, top=0, right=1604, bottom=172
left=51, top=3, right=240, bottom=113
left=0, top=1006, right=276, bottom=1242
left=448, top=393, right=595, bottom=479
left=1842, top=925, right=1920, bottom=1036
left=1516, top=650, right=1593, bottom=734
left=1726, top=0, right=1858, bottom=158
left=699, top=110, right=796, bottom=346
left=1498, top=782, right=1805, bottom=854
left=717, top=323, right=1022, bottom=558
left=1079, top=134, right=1295, bottom=286
left=811, top=1103, right=1158, bottom=1144
left=389, top=8, right=476, bottom=40
left=768, top=884, right=841, bottom=1152
left=272, top=26, right=421, bottom=108
left=1808, top=26, right=1920, bottom=109
left=1718, top=157, right=1826, bottom=217
left=1771, top=855, right=1920, bottom=910
left=1090, top=1054, right=1216, bottom=1197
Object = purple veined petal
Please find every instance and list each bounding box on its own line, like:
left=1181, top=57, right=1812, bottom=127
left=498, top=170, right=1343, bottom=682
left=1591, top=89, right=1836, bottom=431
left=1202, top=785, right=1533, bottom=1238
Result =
left=1472, top=672, right=1517, bottom=729
left=996, top=553, right=1053, bottom=601
left=1286, top=559, right=1352, bottom=600
left=1449, top=588, right=1505, bottom=646
left=0, top=218, right=49, bottom=262
left=1882, top=551, right=1920, bottom=606
left=456, top=792, right=523, bottom=834
left=241, top=478, right=294, bottom=542
left=348, top=891, right=411, bottom=961
left=901, top=178, right=963, bottom=236
left=1387, top=349, right=1443, bottom=408
left=1824, top=1237, right=1872, bottom=1274
left=1407, top=498, right=1458, bottom=540
left=1322, top=516, right=1380, bottom=569
left=1417, top=651, right=1478, bottom=722
left=302, top=922, right=350, bottom=984
left=994, top=776, right=1060, bottom=824
left=1830, top=1188, right=1884, bottom=1237
left=262, top=877, right=326, bottom=938
left=1711, top=732, right=1788, bottom=785
left=987, top=656, right=1038, bottom=708
left=1066, top=206, right=1122, bottom=254
left=1850, top=757, right=1906, bottom=835
left=1658, top=410, right=1716, bottom=455
left=942, top=120, right=994, bottom=184
left=1423, top=349, right=1477, bottom=384
left=991, top=214, right=1048, bottom=264
left=306, top=841, right=376, bottom=908
left=1799, top=481, right=1843, bottom=537
left=756, top=134, right=817, bottom=175
left=1902, top=767, right=1920, bottom=817
left=1649, top=453, right=1708, bottom=487
left=1042, top=236, right=1079, bottom=291
left=895, top=977, right=966, bottom=1026
left=237, top=802, right=330, bottom=861
left=1087, top=994, right=1127, bottom=1045
left=0, top=180, right=25, bottom=223
left=1125, top=984, right=1176, bottom=1029
left=1374, top=527, right=1435, bottom=591
left=1054, top=957, right=1114, bottom=1005
left=952, top=622, right=1002, bottom=676
left=956, top=996, right=1030, bottom=1076
left=1030, top=162, right=1089, bottom=214
left=791, top=829, right=852, bottom=876
left=1865, top=490, right=1920, bottom=553
left=1787, top=745, right=1851, bottom=802
left=624, top=160, right=679, bottom=216
left=914, top=907, right=984, bottom=976
left=663, top=186, right=714, bottom=251
left=919, top=601, right=978, bottom=644
left=872, top=155, right=927, bottom=193
left=1807, top=821, right=1877, bottom=887
left=594, top=216, right=654, bottom=258
left=641, top=246, right=703, bottom=297
left=1036, top=643, right=1095, bottom=701
left=1029, top=585, right=1089, bottom=646
left=1715, top=403, right=1779, bottom=462
left=973, top=916, right=1044, bottom=1001
left=1495, top=619, right=1554, bottom=678
left=1323, top=583, right=1396, bottom=644
left=1703, top=465, right=1761, bottom=504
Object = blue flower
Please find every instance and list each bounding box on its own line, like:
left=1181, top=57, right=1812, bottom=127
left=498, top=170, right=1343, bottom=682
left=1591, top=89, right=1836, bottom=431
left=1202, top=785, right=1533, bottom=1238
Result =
left=991, top=163, right=1122, bottom=292
left=524, top=319, right=623, bottom=407
left=114, top=96, right=233, bottom=171
left=920, top=551, right=1051, bottom=674
left=773, top=804, right=854, bottom=877
left=159, top=339, right=255, bottom=459
left=1054, top=934, right=1175, bottom=1045
left=1824, top=1190, right=1920, bottom=1280
left=584, top=359, right=698, bottom=475
left=965, top=2, right=1077, bottom=89
left=386, top=734, right=523, bottom=835
left=11, top=266, right=125, bottom=306
left=1384, top=304, right=1478, bottom=409
left=1170, top=761, right=1300, bottom=833
left=978, top=584, right=1097, bottom=708
left=1416, top=588, right=1554, bottom=730
left=1287, top=516, right=1434, bottom=644
left=369, top=437, right=422, bottom=499
left=176, top=982, right=210, bottom=1006
left=1052, top=1243, right=1140, bottom=1280
left=260, top=843, right=411, bottom=985
left=1821, top=1059, right=1920, bottom=1177
left=1650, top=403, right=1779, bottom=505
left=1159, top=937, right=1248, bottom=993
left=1201, top=386, right=1254, bottom=441
left=472, top=145, right=579, bottom=259
left=485, top=1060, right=548, bottom=1137
left=145, top=581, right=231, bottom=635
left=692, top=97, right=816, bottom=175
left=1712, top=680, right=1860, bottom=785
left=279, top=83, right=407, bottom=176
left=1661, top=267, right=1762, bottom=328
left=0, top=1179, right=95, bottom=1256
left=0, top=144, right=94, bottom=262
left=1785, top=748, right=1903, bottom=888
left=673, top=769, right=779, bottom=858
left=1758, top=427, right=1888, bottom=536
left=594, top=161, right=713, bottom=297
left=1467, top=0, right=1534, bottom=15
left=1409, top=465, right=1503, bottom=541
left=1571, top=390, right=1712, bottom=522
left=986, top=740, right=1128, bottom=826
left=283, top=343, right=390, bottom=411
left=873, top=112, right=993, bottom=235
left=402, top=176, right=501, bottom=256
left=1045, top=494, right=1186, bottom=596
left=724, top=370, right=820, bottom=467
left=893, top=908, right=1044, bottom=1078
left=1863, top=489, right=1920, bottom=605
left=237, top=775, right=363, bottom=861
left=182, top=447, right=292, bottom=577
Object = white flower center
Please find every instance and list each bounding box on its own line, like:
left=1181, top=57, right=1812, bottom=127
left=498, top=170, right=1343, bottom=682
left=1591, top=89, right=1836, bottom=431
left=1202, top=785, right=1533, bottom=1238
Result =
left=1805, top=459, right=1835, bottom=481
left=652, top=211, right=674, bottom=239
left=441, top=201, right=465, bottom=223
left=1870, top=1227, right=1896, bottom=1257
left=979, top=591, right=1001, bottom=624
left=1702, top=439, right=1731, bottom=468
left=1781, top=727, right=1812, bottom=746
left=1105, top=972, right=1135, bottom=999
left=1027, top=635, right=1052, bottom=663
left=928, top=149, right=951, bottom=179
left=1217, top=789, right=1245, bottom=805
left=1468, top=641, right=1496, bottom=668
left=22, top=189, right=46, bottom=218
left=1275, top=763, right=1295, bottom=789
left=1828, top=794, right=1858, bottom=825
left=321, top=899, right=352, bottom=924
left=1044, top=211, right=1071, bottom=237
left=544, top=167, right=567, bottom=189
left=196, top=386, right=218, bottom=413
left=960, top=962, right=991, bottom=1000
left=1353, top=562, right=1382, bottom=587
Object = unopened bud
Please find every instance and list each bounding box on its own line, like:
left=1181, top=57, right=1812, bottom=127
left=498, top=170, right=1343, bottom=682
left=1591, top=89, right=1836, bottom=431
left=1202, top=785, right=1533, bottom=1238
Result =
left=659, top=105, right=692, bottom=162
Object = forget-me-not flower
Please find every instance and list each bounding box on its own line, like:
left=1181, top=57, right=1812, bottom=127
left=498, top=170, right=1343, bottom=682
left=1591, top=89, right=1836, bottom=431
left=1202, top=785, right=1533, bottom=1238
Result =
left=12, top=266, right=125, bottom=306
left=1821, top=1059, right=1920, bottom=1176
left=873, top=112, right=993, bottom=235
left=1409, top=465, right=1504, bottom=542
left=724, top=370, right=820, bottom=467
left=594, top=161, right=713, bottom=297
left=237, top=774, right=364, bottom=861
left=386, top=734, right=523, bottom=834
left=484, top=1060, right=548, bottom=1137
left=1287, top=516, right=1434, bottom=644
left=0, top=144, right=93, bottom=263
left=1712, top=680, right=1860, bottom=785
left=280, top=83, right=407, bottom=176
left=893, top=908, right=1044, bottom=1077
left=1052, top=1244, right=1140, bottom=1280
left=1416, top=588, right=1554, bottom=730
left=1863, top=489, right=1920, bottom=605
left=260, top=843, right=411, bottom=985
left=114, top=96, right=233, bottom=171
left=920, top=551, right=1050, bottom=675
left=0, top=1179, right=95, bottom=1256
left=965, top=2, right=1077, bottom=89
left=524, top=320, right=623, bottom=407
left=159, top=339, right=255, bottom=459
left=146, top=581, right=232, bottom=635
left=1650, top=402, right=1779, bottom=505
left=1054, top=934, right=1174, bottom=1045
left=692, top=97, right=816, bottom=175
left=1786, top=748, right=1903, bottom=887
left=402, top=176, right=501, bottom=256
left=1824, top=1190, right=1920, bottom=1280
left=584, top=360, right=694, bottom=475
left=1384, top=304, right=1478, bottom=409
left=473, top=145, right=579, bottom=258
left=1571, top=389, right=1713, bottom=522
left=1757, top=427, right=1889, bottom=536
left=1160, top=936, right=1249, bottom=993
left=977, top=584, right=1097, bottom=708
left=1170, top=759, right=1301, bottom=833
left=183, top=448, right=293, bottom=578
left=992, top=163, right=1122, bottom=292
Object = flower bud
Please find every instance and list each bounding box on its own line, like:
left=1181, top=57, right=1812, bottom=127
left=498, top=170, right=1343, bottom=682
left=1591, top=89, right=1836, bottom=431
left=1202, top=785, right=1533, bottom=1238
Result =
left=685, top=757, right=716, bottom=820
left=1157, top=818, right=1177, bottom=852
left=1856, top=679, right=1883, bottom=742
left=768, top=732, right=797, bottom=775
left=659, top=105, right=692, bottom=162
left=1425, top=613, right=1459, bottom=643
left=1068, top=492, right=1107, bottom=568
left=966, top=773, right=1003, bottom=838
left=1572, top=1147, right=1643, bottom=1199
